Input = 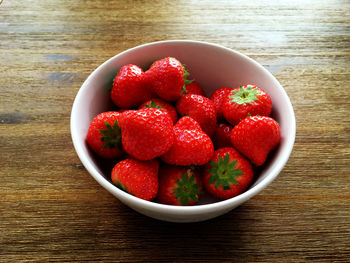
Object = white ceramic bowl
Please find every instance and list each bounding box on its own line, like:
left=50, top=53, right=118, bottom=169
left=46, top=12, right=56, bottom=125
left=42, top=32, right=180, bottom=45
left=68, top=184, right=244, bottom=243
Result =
left=70, top=40, right=296, bottom=223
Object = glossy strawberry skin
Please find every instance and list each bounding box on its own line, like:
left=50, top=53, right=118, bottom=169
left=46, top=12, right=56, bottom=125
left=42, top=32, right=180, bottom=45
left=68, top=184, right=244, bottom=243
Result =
left=209, top=87, right=234, bottom=121
left=120, top=108, right=174, bottom=161
left=110, top=64, right=154, bottom=108
left=176, top=94, right=217, bottom=137
left=222, top=85, right=272, bottom=125
left=144, top=57, right=184, bottom=101
left=230, top=116, right=281, bottom=166
left=139, top=98, right=177, bottom=125
left=181, top=81, right=206, bottom=97
left=86, top=111, right=123, bottom=159
left=213, top=123, right=233, bottom=149
left=111, top=158, right=159, bottom=201
left=161, top=116, right=214, bottom=166
left=203, top=147, right=254, bottom=200
left=157, top=165, right=203, bottom=206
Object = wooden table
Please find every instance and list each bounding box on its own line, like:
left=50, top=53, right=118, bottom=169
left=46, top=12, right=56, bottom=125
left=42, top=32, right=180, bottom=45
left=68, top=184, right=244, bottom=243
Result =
left=1, top=0, right=349, bottom=262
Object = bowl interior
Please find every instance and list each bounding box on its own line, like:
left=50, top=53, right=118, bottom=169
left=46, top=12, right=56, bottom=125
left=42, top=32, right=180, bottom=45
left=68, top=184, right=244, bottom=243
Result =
left=71, top=40, right=295, bottom=221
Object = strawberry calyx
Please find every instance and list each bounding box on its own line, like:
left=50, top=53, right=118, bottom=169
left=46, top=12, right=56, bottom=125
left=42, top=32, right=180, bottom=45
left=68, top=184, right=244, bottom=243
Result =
left=173, top=169, right=201, bottom=205
left=207, top=154, right=243, bottom=190
left=182, top=68, right=194, bottom=93
left=229, top=85, right=259, bottom=105
left=113, top=180, right=128, bottom=193
left=145, top=100, right=161, bottom=109
left=98, top=119, right=122, bottom=149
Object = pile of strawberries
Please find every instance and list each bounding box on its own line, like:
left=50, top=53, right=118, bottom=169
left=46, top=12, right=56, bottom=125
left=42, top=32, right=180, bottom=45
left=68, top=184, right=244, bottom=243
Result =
left=86, top=57, right=281, bottom=205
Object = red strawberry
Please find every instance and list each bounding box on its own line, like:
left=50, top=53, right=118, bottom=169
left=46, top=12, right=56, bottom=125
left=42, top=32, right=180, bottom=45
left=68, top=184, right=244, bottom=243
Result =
left=222, top=84, right=272, bottom=125
left=181, top=81, right=205, bottom=97
left=157, top=165, right=203, bottom=206
left=111, top=158, right=159, bottom=201
left=209, top=87, right=234, bottom=121
left=176, top=94, right=217, bottom=137
left=203, top=147, right=254, bottom=200
left=161, top=116, right=214, bottom=166
left=230, top=116, right=281, bottom=166
left=144, top=57, right=184, bottom=101
left=86, top=111, right=123, bottom=159
left=110, top=64, right=154, bottom=108
left=139, top=98, right=177, bottom=125
left=213, top=123, right=233, bottom=149
left=120, top=108, right=174, bottom=161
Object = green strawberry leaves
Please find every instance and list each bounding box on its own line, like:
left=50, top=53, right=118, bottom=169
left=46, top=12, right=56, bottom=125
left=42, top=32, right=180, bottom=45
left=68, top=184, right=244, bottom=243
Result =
left=182, top=68, right=194, bottom=93
left=113, top=180, right=128, bottom=193
left=145, top=100, right=161, bottom=109
left=173, top=170, right=201, bottom=205
left=229, top=85, right=260, bottom=105
left=207, top=154, right=244, bottom=190
left=98, top=119, right=121, bottom=149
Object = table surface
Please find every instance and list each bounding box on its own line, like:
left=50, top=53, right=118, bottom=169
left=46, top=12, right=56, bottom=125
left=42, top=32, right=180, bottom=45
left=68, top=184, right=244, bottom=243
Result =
left=1, top=0, right=349, bottom=262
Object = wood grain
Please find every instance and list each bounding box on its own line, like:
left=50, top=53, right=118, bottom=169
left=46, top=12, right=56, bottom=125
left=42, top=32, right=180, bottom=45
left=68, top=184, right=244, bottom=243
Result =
left=1, top=0, right=349, bottom=262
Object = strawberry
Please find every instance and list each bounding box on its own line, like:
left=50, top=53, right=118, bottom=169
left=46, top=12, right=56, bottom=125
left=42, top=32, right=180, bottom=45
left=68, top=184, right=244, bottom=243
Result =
left=120, top=108, right=174, bottom=161
left=157, top=165, right=203, bottom=206
left=86, top=111, right=123, bottom=159
left=176, top=94, right=217, bottom=137
left=110, top=64, right=154, bottom=109
left=181, top=81, right=205, bottom=97
left=222, top=84, right=272, bottom=125
left=111, top=158, right=159, bottom=201
left=139, top=98, right=177, bottom=125
left=230, top=116, right=281, bottom=166
left=213, top=123, right=233, bottom=149
left=161, top=116, right=214, bottom=166
left=209, top=87, right=234, bottom=121
left=203, top=147, right=254, bottom=200
left=144, top=57, right=184, bottom=101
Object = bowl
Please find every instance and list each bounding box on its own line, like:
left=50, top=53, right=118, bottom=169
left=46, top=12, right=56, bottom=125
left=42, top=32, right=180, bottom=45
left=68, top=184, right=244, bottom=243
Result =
left=70, top=40, right=296, bottom=223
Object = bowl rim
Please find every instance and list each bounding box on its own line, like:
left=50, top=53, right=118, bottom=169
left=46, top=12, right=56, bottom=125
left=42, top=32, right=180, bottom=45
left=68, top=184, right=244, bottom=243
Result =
left=70, top=39, right=296, bottom=215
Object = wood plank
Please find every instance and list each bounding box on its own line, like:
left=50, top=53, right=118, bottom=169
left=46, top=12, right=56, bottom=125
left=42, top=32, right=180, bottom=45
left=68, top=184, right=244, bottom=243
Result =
left=0, top=0, right=349, bottom=262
